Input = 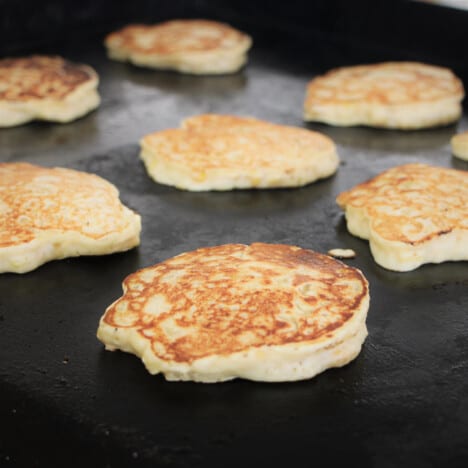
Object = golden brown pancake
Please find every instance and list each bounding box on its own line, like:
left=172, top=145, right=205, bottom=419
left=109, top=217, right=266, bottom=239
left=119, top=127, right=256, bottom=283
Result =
left=97, top=243, right=369, bottom=383
left=0, top=55, right=100, bottom=127
left=105, top=19, right=252, bottom=74
left=337, top=163, right=468, bottom=271
left=304, top=62, right=464, bottom=129
left=0, top=163, right=141, bottom=273
left=140, top=114, right=339, bottom=191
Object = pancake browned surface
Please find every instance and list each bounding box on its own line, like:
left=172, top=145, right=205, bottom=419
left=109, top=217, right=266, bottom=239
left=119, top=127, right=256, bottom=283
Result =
left=0, top=55, right=100, bottom=127
left=451, top=130, right=468, bottom=161
left=140, top=114, right=339, bottom=191
left=97, top=243, right=369, bottom=383
left=0, top=163, right=141, bottom=273
left=337, top=163, right=468, bottom=272
left=105, top=19, right=252, bottom=74
left=304, top=62, right=464, bottom=129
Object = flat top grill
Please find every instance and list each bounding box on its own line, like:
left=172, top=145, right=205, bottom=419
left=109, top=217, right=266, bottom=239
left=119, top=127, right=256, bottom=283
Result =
left=0, top=34, right=467, bottom=468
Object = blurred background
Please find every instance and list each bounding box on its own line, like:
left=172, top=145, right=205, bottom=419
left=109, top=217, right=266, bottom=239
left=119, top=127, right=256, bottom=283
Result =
left=1, top=0, right=467, bottom=86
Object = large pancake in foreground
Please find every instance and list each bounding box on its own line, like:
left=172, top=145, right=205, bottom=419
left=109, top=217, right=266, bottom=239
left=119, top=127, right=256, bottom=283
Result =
left=0, top=55, right=100, bottom=127
left=337, top=163, right=468, bottom=272
left=97, top=243, right=369, bottom=383
left=140, top=114, right=339, bottom=191
left=105, top=20, right=252, bottom=74
left=0, top=163, right=141, bottom=273
left=304, top=62, right=464, bottom=129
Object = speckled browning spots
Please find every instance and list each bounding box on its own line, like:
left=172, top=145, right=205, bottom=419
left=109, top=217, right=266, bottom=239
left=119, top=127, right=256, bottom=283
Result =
left=105, top=20, right=251, bottom=55
left=103, top=243, right=368, bottom=363
left=0, top=56, right=95, bottom=101
left=0, top=163, right=135, bottom=247
left=305, top=62, right=464, bottom=106
left=141, top=114, right=336, bottom=173
left=337, top=164, right=468, bottom=244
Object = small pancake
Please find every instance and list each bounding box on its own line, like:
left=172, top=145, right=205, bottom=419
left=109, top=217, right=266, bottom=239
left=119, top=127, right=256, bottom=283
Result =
left=105, top=19, right=252, bottom=74
left=451, top=130, right=468, bottom=161
left=97, top=243, right=369, bottom=383
left=304, top=62, right=464, bottom=129
left=0, top=163, right=141, bottom=273
left=140, top=114, right=339, bottom=191
left=337, top=163, right=468, bottom=271
left=0, top=55, right=100, bottom=127
left=327, top=248, right=356, bottom=259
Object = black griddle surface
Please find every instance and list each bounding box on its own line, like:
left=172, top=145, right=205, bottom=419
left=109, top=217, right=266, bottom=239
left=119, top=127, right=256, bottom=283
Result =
left=1, top=38, right=468, bottom=468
